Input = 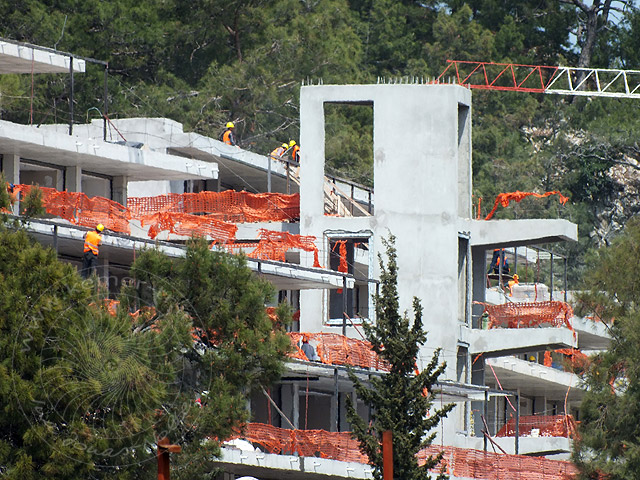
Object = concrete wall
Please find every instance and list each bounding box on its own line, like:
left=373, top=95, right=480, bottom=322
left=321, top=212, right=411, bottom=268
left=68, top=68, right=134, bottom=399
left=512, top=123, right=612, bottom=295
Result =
left=298, top=84, right=472, bottom=409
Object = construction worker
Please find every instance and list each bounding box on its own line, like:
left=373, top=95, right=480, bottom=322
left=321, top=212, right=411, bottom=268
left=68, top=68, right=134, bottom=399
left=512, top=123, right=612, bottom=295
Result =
left=270, top=143, right=288, bottom=161
left=508, top=273, right=519, bottom=296
left=301, top=334, right=319, bottom=362
left=81, top=224, right=104, bottom=278
left=221, top=122, right=237, bottom=146
left=488, top=248, right=510, bottom=275
left=289, top=140, right=300, bottom=163
left=6, top=183, right=17, bottom=206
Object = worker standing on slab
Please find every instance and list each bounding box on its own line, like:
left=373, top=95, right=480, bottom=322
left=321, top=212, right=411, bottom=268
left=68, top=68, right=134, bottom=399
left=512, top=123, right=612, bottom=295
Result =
left=508, top=273, right=519, bottom=296
left=489, top=248, right=510, bottom=275
left=289, top=140, right=300, bottom=163
left=82, top=224, right=104, bottom=279
left=301, top=334, right=319, bottom=362
left=221, top=122, right=237, bottom=146
left=270, top=143, right=288, bottom=161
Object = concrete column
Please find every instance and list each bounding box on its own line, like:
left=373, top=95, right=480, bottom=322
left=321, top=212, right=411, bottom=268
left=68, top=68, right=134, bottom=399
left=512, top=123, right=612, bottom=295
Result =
left=471, top=355, right=485, bottom=436
left=54, top=169, right=64, bottom=191
left=280, top=384, right=293, bottom=430
left=2, top=154, right=20, bottom=214
left=112, top=175, right=128, bottom=206
left=65, top=165, right=82, bottom=192
left=100, top=255, right=109, bottom=286
left=292, top=383, right=300, bottom=429
left=471, top=247, right=487, bottom=328
left=533, top=396, right=546, bottom=415
left=1, top=154, right=20, bottom=185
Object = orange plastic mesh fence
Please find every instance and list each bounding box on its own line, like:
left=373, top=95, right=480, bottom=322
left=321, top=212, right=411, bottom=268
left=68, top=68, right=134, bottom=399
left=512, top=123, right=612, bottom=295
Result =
left=140, top=212, right=238, bottom=244
left=11, top=184, right=299, bottom=239
left=96, top=299, right=157, bottom=323
left=128, top=190, right=299, bottom=223
left=484, top=301, right=574, bottom=332
left=15, top=185, right=131, bottom=233
left=332, top=240, right=348, bottom=273
left=484, top=190, right=569, bottom=221
left=228, top=423, right=578, bottom=479
left=247, top=229, right=321, bottom=267
left=422, top=445, right=579, bottom=480
left=555, top=348, right=590, bottom=372
left=496, top=415, right=577, bottom=438
left=288, top=332, right=391, bottom=371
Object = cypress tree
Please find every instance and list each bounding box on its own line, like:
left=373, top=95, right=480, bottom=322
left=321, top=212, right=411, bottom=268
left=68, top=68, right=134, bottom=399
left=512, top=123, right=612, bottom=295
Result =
left=346, top=234, right=454, bottom=480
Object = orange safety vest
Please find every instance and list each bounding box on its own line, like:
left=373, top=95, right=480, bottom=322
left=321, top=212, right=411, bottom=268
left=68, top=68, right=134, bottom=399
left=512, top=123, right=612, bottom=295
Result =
left=270, top=146, right=285, bottom=158
left=292, top=145, right=300, bottom=162
left=222, top=129, right=235, bottom=145
left=84, top=230, right=102, bottom=255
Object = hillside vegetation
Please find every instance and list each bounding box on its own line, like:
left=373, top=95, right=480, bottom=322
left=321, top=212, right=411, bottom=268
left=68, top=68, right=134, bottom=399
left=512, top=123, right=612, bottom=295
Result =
left=1, top=0, right=640, bottom=280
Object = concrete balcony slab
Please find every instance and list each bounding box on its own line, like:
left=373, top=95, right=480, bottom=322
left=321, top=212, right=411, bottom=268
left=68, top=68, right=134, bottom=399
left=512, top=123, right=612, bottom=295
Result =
left=469, top=327, right=576, bottom=357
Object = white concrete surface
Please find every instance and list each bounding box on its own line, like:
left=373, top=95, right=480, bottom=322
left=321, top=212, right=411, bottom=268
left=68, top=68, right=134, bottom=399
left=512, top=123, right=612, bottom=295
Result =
left=467, top=218, right=578, bottom=247
left=0, top=120, right=217, bottom=181
left=0, top=40, right=85, bottom=74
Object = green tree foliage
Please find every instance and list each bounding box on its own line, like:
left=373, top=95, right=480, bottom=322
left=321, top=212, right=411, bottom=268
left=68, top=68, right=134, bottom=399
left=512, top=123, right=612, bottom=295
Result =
left=0, top=227, right=290, bottom=479
left=346, top=235, right=454, bottom=480
left=1, top=1, right=640, bottom=282
left=572, top=219, right=640, bottom=479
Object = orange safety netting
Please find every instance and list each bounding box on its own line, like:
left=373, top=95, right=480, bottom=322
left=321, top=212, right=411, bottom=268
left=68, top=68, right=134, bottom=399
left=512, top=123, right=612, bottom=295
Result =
left=9, top=185, right=328, bottom=259
left=15, top=185, right=131, bottom=233
left=332, top=240, right=348, bottom=273
left=555, top=348, right=590, bottom=372
left=140, top=212, right=238, bottom=244
left=9, top=184, right=300, bottom=241
left=227, top=423, right=579, bottom=479
left=127, top=190, right=299, bottom=223
left=496, top=415, right=577, bottom=438
left=241, top=229, right=321, bottom=267
left=95, top=299, right=157, bottom=323
left=288, top=332, right=391, bottom=371
left=484, top=190, right=569, bottom=220
left=483, top=301, right=574, bottom=332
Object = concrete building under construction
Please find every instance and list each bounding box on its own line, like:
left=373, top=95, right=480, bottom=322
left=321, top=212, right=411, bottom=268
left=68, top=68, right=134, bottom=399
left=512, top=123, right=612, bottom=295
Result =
left=0, top=39, right=610, bottom=480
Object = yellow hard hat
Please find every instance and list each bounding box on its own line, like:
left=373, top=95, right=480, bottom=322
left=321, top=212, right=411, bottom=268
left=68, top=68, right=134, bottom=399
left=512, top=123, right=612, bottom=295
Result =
left=513, top=274, right=519, bottom=280
left=96, top=224, right=105, bottom=232
left=289, top=140, right=296, bottom=147
left=226, top=121, right=235, bottom=128
left=282, top=143, right=288, bottom=148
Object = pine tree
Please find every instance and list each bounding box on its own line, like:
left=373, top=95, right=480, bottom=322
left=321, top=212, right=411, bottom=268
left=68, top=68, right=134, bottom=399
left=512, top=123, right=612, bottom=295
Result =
left=0, top=226, right=291, bottom=479
left=346, top=235, right=454, bottom=480
left=126, top=238, right=293, bottom=479
left=572, top=219, right=640, bottom=480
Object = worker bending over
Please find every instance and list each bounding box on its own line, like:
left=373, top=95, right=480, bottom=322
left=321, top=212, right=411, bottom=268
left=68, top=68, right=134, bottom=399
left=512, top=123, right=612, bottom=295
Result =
left=270, top=143, right=288, bottom=160
left=82, top=224, right=104, bottom=279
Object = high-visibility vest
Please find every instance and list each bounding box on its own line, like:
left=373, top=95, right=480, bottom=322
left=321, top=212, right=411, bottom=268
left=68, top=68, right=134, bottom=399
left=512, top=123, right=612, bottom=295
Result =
left=84, top=230, right=102, bottom=255
left=222, top=129, right=235, bottom=145
left=292, top=145, right=300, bottom=162
left=270, top=147, right=285, bottom=158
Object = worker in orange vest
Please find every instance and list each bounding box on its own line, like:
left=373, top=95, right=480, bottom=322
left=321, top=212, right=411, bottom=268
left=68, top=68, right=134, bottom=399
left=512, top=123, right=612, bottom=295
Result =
left=82, top=224, right=104, bottom=278
left=289, top=140, right=300, bottom=163
left=508, top=273, right=520, bottom=296
left=270, top=143, right=288, bottom=160
left=221, top=122, right=237, bottom=146
left=489, top=248, right=510, bottom=275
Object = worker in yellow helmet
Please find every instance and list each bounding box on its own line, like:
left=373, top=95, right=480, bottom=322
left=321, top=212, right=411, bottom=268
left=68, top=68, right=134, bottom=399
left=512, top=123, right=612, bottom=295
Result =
left=270, top=142, right=288, bottom=160
left=221, top=121, right=237, bottom=146
left=81, top=224, right=104, bottom=278
left=289, top=140, right=300, bottom=163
